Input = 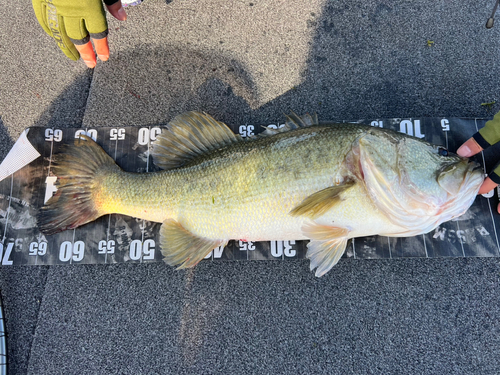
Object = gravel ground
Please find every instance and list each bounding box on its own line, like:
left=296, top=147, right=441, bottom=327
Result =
left=1, top=1, right=500, bottom=374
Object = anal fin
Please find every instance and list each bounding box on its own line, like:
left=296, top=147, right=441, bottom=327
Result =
left=290, top=181, right=355, bottom=219
left=303, top=222, right=350, bottom=277
left=160, top=219, right=227, bottom=269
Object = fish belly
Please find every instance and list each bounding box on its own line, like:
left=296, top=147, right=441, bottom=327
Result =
left=312, top=183, right=407, bottom=238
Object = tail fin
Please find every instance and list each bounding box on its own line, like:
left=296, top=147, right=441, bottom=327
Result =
left=38, top=135, right=120, bottom=235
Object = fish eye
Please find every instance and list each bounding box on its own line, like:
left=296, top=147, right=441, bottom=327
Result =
left=437, top=147, right=449, bottom=157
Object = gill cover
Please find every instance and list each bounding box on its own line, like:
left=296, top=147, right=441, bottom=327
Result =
left=357, top=130, right=416, bottom=226
left=357, top=130, right=470, bottom=236
left=397, top=138, right=450, bottom=208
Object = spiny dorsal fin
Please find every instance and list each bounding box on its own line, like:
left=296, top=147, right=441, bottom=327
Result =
left=286, top=112, right=319, bottom=128
left=302, top=222, right=350, bottom=277
left=152, top=111, right=241, bottom=170
left=289, top=181, right=355, bottom=219
left=260, top=112, right=319, bottom=136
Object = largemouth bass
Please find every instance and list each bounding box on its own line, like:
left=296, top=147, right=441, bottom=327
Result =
left=38, top=112, right=484, bottom=276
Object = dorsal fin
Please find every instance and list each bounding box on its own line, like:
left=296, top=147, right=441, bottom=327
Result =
left=286, top=112, right=319, bottom=127
left=260, top=112, right=319, bottom=136
left=152, top=111, right=242, bottom=169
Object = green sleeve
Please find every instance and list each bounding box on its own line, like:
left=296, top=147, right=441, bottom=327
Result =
left=490, top=165, right=500, bottom=184
left=478, top=110, right=500, bottom=147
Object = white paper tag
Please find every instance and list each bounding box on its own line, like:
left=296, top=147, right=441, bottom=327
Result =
left=0, top=129, right=41, bottom=182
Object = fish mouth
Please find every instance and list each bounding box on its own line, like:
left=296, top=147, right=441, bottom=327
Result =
left=472, top=163, right=484, bottom=172
left=459, top=159, right=483, bottom=174
left=465, top=161, right=485, bottom=191
left=470, top=162, right=483, bottom=172
left=439, top=159, right=482, bottom=176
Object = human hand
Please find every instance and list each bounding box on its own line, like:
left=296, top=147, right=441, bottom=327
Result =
left=457, top=137, right=498, bottom=195
left=32, top=0, right=127, bottom=68
left=457, top=110, right=500, bottom=213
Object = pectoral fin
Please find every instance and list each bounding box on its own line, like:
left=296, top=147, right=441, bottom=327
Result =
left=302, top=222, right=350, bottom=277
left=290, top=182, right=355, bottom=219
left=160, top=219, right=227, bottom=269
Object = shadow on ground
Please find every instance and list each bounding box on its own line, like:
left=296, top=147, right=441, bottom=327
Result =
left=2, top=1, right=500, bottom=373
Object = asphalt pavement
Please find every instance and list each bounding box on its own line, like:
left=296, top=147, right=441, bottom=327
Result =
left=1, top=0, right=500, bottom=374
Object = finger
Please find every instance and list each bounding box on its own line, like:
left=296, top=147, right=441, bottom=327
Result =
left=92, top=36, right=110, bottom=61
left=479, top=176, right=498, bottom=195
left=106, top=2, right=127, bottom=21
left=457, top=137, right=483, bottom=158
left=74, top=42, right=97, bottom=68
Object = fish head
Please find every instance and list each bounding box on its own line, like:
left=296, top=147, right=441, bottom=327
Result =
left=357, top=130, right=484, bottom=234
